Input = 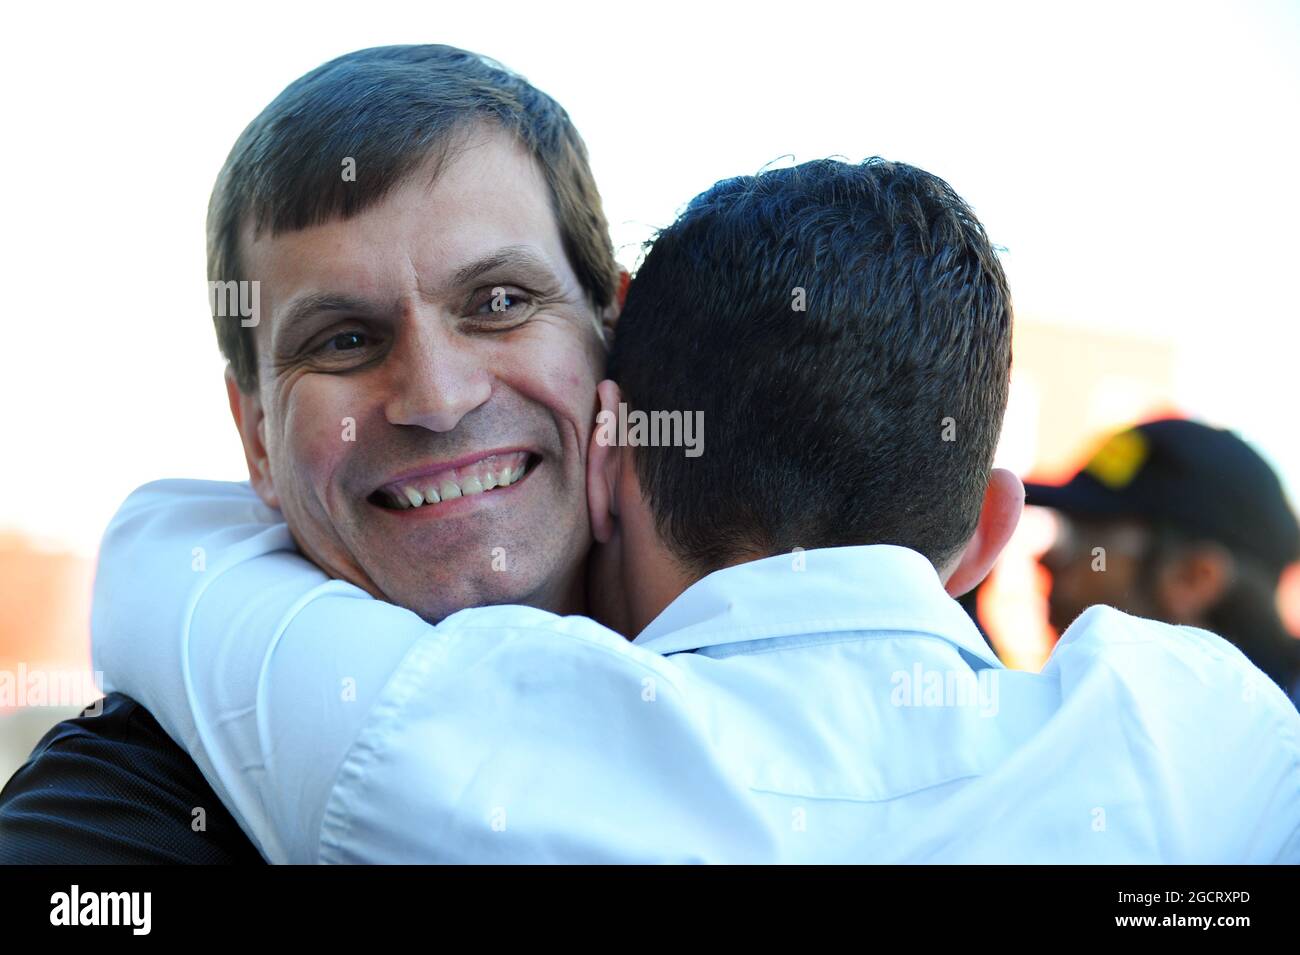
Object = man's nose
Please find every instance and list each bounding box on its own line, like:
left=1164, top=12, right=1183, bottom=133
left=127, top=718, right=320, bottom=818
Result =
left=384, top=324, right=493, bottom=433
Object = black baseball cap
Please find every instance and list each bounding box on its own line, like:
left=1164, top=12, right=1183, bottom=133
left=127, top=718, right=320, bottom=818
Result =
left=1024, top=418, right=1300, bottom=573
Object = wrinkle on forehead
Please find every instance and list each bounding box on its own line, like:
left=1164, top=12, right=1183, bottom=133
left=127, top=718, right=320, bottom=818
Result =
left=243, top=122, right=581, bottom=354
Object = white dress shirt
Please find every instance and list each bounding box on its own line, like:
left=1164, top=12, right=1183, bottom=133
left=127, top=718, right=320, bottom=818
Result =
left=91, top=479, right=1300, bottom=863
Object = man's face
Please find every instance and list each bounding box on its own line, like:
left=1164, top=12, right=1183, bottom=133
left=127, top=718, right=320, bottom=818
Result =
left=237, top=124, right=607, bottom=622
left=1036, top=512, right=1159, bottom=633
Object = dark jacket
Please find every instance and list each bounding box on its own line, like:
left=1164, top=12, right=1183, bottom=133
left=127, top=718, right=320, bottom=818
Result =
left=0, top=693, right=264, bottom=864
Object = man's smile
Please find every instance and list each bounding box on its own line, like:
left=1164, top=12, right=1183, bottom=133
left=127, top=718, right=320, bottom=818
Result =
left=368, top=449, right=542, bottom=515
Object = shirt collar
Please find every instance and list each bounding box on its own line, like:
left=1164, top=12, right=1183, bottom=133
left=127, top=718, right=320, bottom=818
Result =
left=630, top=544, right=1002, bottom=669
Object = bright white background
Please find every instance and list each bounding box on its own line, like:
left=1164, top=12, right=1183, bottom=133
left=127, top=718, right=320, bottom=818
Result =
left=2, top=0, right=1298, bottom=555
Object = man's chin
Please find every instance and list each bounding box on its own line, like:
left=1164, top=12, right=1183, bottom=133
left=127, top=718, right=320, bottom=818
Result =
left=374, top=573, right=549, bottom=625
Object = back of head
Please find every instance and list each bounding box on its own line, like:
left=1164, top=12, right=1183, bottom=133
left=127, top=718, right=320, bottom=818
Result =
left=608, top=158, right=1013, bottom=576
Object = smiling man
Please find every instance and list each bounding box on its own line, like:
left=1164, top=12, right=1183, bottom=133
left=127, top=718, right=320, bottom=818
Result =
left=217, top=71, right=616, bottom=623
left=0, top=44, right=620, bottom=863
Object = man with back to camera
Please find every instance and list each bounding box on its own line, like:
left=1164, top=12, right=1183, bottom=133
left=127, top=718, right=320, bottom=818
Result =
left=79, top=158, right=1300, bottom=862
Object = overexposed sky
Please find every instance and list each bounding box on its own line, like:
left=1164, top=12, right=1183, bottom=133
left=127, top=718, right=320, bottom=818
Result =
left=2, top=0, right=1298, bottom=553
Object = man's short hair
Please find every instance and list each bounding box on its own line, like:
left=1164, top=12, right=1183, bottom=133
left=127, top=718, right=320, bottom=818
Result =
left=208, top=44, right=619, bottom=392
left=608, top=157, right=1013, bottom=574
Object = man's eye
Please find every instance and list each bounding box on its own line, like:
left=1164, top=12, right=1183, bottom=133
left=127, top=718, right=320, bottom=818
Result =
left=325, top=331, right=367, bottom=351
left=475, top=287, right=530, bottom=316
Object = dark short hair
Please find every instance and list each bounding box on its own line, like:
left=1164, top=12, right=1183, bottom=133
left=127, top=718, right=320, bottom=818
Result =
left=608, top=158, right=1013, bottom=574
left=208, top=44, right=619, bottom=392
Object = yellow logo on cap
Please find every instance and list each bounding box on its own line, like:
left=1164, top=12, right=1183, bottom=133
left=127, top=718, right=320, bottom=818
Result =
left=1084, top=428, right=1149, bottom=489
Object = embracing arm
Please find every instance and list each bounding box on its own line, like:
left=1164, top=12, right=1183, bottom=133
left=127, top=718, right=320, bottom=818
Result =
left=91, top=480, right=432, bottom=862
left=91, top=480, right=768, bottom=863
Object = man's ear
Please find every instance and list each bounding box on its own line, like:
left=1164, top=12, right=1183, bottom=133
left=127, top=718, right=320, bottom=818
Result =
left=224, top=366, right=279, bottom=509
left=942, top=468, right=1025, bottom=597
left=587, top=379, right=624, bottom=544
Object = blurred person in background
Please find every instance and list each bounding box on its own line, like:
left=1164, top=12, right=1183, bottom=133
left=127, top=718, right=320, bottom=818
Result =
left=1029, top=418, right=1300, bottom=706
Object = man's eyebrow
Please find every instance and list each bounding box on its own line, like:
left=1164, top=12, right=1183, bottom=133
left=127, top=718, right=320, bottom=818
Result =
left=277, top=293, right=382, bottom=331
left=450, top=245, right=559, bottom=288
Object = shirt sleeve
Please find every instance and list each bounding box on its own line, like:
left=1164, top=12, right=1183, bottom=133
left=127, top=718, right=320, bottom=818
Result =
left=1041, top=606, right=1300, bottom=862
left=91, top=479, right=438, bottom=862
left=90, top=480, right=769, bottom=864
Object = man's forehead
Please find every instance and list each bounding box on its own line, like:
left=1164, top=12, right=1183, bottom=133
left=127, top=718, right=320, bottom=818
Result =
left=240, top=125, right=571, bottom=299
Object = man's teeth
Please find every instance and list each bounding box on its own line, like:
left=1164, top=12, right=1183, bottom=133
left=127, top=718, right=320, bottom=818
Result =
left=387, top=464, right=527, bottom=510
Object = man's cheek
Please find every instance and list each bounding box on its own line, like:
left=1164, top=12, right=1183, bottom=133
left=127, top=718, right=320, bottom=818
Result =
left=512, top=322, right=603, bottom=391
left=550, top=361, right=604, bottom=439
left=276, top=404, right=354, bottom=507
